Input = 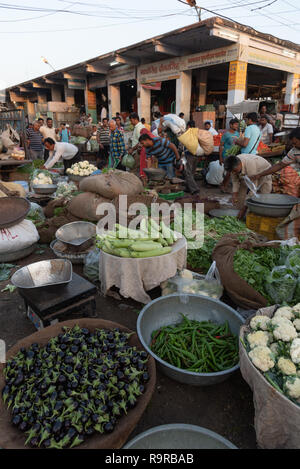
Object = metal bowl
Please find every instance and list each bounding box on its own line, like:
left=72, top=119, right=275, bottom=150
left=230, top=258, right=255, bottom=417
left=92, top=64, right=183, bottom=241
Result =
left=143, top=168, right=167, bottom=181
left=50, top=239, right=94, bottom=264
left=68, top=174, right=88, bottom=182
left=137, top=294, right=244, bottom=386
left=11, top=259, right=72, bottom=289
left=123, top=424, right=237, bottom=449
left=250, top=194, right=299, bottom=206
left=56, top=221, right=96, bottom=247
left=209, top=209, right=239, bottom=218
left=32, top=184, right=57, bottom=195
left=246, top=200, right=293, bottom=218
left=0, top=196, right=31, bottom=229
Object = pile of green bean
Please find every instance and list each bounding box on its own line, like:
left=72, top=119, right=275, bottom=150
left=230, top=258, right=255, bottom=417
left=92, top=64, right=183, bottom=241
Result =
left=150, top=315, right=239, bottom=373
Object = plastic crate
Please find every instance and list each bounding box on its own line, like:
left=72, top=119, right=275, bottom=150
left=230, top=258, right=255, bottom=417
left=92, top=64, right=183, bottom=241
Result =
left=159, top=191, right=185, bottom=201
left=246, top=212, right=285, bottom=240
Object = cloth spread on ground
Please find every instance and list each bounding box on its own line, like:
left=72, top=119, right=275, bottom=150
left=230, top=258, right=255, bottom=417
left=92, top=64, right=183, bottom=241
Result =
left=99, top=236, right=187, bottom=304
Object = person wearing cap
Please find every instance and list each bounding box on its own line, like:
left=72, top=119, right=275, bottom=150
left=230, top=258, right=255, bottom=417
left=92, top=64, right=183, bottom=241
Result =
left=59, top=123, right=71, bottom=143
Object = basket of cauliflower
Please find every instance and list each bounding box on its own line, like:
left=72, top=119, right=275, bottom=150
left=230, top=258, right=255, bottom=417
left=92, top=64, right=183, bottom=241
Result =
left=240, top=303, right=300, bottom=448
left=32, top=170, right=57, bottom=195
left=66, top=161, right=98, bottom=181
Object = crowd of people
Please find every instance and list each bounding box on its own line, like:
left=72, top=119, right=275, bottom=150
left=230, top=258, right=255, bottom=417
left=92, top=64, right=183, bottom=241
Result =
left=25, top=106, right=300, bottom=215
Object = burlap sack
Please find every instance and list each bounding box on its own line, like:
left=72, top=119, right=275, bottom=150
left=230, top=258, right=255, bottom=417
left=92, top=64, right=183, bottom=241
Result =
left=0, top=181, right=26, bottom=198
left=67, top=192, right=111, bottom=222
left=79, top=170, right=144, bottom=199
left=212, top=233, right=278, bottom=310
left=37, top=210, right=81, bottom=244
left=198, top=129, right=214, bottom=156
left=240, top=306, right=300, bottom=449
left=44, top=197, right=68, bottom=218
left=276, top=204, right=300, bottom=240
left=0, top=318, right=156, bottom=450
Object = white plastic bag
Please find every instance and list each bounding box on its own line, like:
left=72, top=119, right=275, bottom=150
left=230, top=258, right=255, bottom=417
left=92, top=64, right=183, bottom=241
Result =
left=83, top=248, right=100, bottom=282
left=154, top=114, right=186, bottom=136
left=0, top=219, right=40, bottom=254
left=195, top=144, right=205, bottom=156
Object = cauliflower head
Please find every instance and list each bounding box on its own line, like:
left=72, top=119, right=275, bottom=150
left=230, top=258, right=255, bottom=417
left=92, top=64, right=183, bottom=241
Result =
left=290, top=338, right=300, bottom=365
left=249, top=346, right=275, bottom=372
left=293, top=319, right=300, bottom=332
left=293, top=304, right=300, bottom=318
left=270, top=317, right=297, bottom=342
left=274, top=307, right=295, bottom=321
left=270, top=342, right=279, bottom=356
left=250, top=315, right=270, bottom=331
left=277, top=357, right=297, bottom=376
left=284, top=376, right=300, bottom=400
left=247, top=331, right=271, bottom=349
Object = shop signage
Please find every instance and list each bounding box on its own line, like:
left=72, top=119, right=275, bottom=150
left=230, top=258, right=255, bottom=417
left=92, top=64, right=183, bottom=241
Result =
left=228, top=61, right=248, bottom=91
left=247, top=47, right=300, bottom=74
left=141, top=82, right=162, bottom=90
left=68, top=79, right=86, bottom=90
left=107, top=65, right=136, bottom=85
left=138, top=45, right=239, bottom=83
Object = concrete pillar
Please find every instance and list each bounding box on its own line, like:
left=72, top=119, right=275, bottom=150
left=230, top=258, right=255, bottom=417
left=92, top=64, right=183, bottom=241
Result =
left=176, top=70, right=192, bottom=121
left=198, top=70, right=207, bottom=106
left=27, top=101, right=35, bottom=122
left=64, top=86, right=75, bottom=106
left=226, top=61, right=248, bottom=126
left=108, top=84, right=121, bottom=119
left=84, top=81, right=97, bottom=123
left=51, top=85, right=62, bottom=102
left=37, top=91, right=47, bottom=104
left=285, top=73, right=300, bottom=112
left=137, top=85, right=151, bottom=124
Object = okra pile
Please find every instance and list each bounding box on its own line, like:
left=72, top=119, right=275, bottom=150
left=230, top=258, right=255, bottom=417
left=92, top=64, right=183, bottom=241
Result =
left=2, top=325, right=149, bottom=449
left=151, top=315, right=239, bottom=373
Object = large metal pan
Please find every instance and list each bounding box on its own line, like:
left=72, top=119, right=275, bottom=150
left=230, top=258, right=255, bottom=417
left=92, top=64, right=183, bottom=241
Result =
left=250, top=194, right=299, bottom=206
left=246, top=200, right=293, bottom=218
left=55, top=221, right=96, bottom=247
left=0, top=197, right=31, bottom=229
left=11, top=259, right=72, bottom=289
left=137, top=294, right=244, bottom=386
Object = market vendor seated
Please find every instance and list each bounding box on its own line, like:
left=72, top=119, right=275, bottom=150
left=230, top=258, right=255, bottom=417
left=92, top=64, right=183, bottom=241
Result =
left=139, top=134, right=181, bottom=179
left=224, top=154, right=272, bottom=219
left=43, top=137, right=82, bottom=174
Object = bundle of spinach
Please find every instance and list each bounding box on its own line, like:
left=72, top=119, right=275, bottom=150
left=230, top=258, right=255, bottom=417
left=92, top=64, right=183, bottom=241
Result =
left=233, top=247, right=285, bottom=303
left=172, top=210, right=250, bottom=273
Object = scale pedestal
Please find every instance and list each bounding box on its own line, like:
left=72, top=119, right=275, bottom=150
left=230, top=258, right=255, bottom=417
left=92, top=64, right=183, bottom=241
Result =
left=18, top=273, right=97, bottom=330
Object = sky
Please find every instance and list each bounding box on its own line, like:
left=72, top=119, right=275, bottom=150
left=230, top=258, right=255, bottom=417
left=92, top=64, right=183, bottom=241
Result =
left=0, top=0, right=299, bottom=89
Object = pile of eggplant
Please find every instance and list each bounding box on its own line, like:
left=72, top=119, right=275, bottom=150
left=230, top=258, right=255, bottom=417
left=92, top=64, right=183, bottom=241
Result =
left=2, top=325, right=149, bottom=449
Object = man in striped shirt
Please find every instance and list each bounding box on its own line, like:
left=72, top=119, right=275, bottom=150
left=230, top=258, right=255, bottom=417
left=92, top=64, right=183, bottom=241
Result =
left=109, top=120, right=125, bottom=170
left=26, top=120, right=44, bottom=160
left=97, top=118, right=110, bottom=163
left=139, top=134, right=181, bottom=179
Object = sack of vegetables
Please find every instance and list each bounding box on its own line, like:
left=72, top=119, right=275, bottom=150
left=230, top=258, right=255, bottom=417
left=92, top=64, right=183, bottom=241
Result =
left=0, top=319, right=156, bottom=449
left=240, top=305, right=300, bottom=449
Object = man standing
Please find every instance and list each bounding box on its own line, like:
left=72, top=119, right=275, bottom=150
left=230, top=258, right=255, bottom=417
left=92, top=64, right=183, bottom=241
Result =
left=128, top=113, right=145, bottom=171
left=43, top=138, right=81, bottom=174
left=59, top=123, right=71, bottom=143
left=97, top=118, right=110, bottom=164
left=259, top=115, right=273, bottom=145
left=26, top=120, right=44, bottom=160
left=235, top=113, right=261, bottom=155
left=224, top=154, right=272, bottom=218
left=40, top=117, right=59, bottom=161
left=139, top=134, right=181, bottom=179
left=219, top=119, right=240, bottom=165
left=109, top=120, right=125, bottom=170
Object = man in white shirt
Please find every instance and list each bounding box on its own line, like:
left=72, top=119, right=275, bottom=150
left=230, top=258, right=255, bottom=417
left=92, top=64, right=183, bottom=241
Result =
left=40, top=117, right=60, bottom=161
left=259, top=115, right=273, bottom=145
left=204, top=121, right=218, bottom=137
left=128, top=113, right=145, bottom=172
left=205, top=160, right=225, bottom=186
left=43, top=138, right=81, bottom=174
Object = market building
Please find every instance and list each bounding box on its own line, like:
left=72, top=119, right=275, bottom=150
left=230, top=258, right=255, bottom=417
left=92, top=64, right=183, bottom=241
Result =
left=4, top=17, right=300, bottom=126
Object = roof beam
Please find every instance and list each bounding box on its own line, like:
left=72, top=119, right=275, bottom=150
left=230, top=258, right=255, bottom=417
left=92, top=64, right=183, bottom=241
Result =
left=18, top=86, right=36, bottom=93
left=154, top=41, right=186, bottom=57
left=114, top=53, right=140, bottom=66
left=86, top=64, right=108, bottom=75
left=32, top=81, right=50, bottom=89
left=44, top=77, right=65, bottom=85
left=63, top=72, right=86, bottom=80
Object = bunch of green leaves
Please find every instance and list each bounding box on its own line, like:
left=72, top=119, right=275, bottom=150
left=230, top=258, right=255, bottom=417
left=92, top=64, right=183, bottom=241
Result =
left=17, top=159, right=44, bottom=176
left=172, top=210, right=250, bottom=273
left=0, top=263, right=18, bottom=282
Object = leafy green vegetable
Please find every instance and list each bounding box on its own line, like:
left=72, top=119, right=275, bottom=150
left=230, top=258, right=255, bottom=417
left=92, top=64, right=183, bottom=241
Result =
left=1, top=284, right=17, bottom=293
left=53, top=207, right=64, bottom=217
left=0, top=264, right=18, bottom=282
